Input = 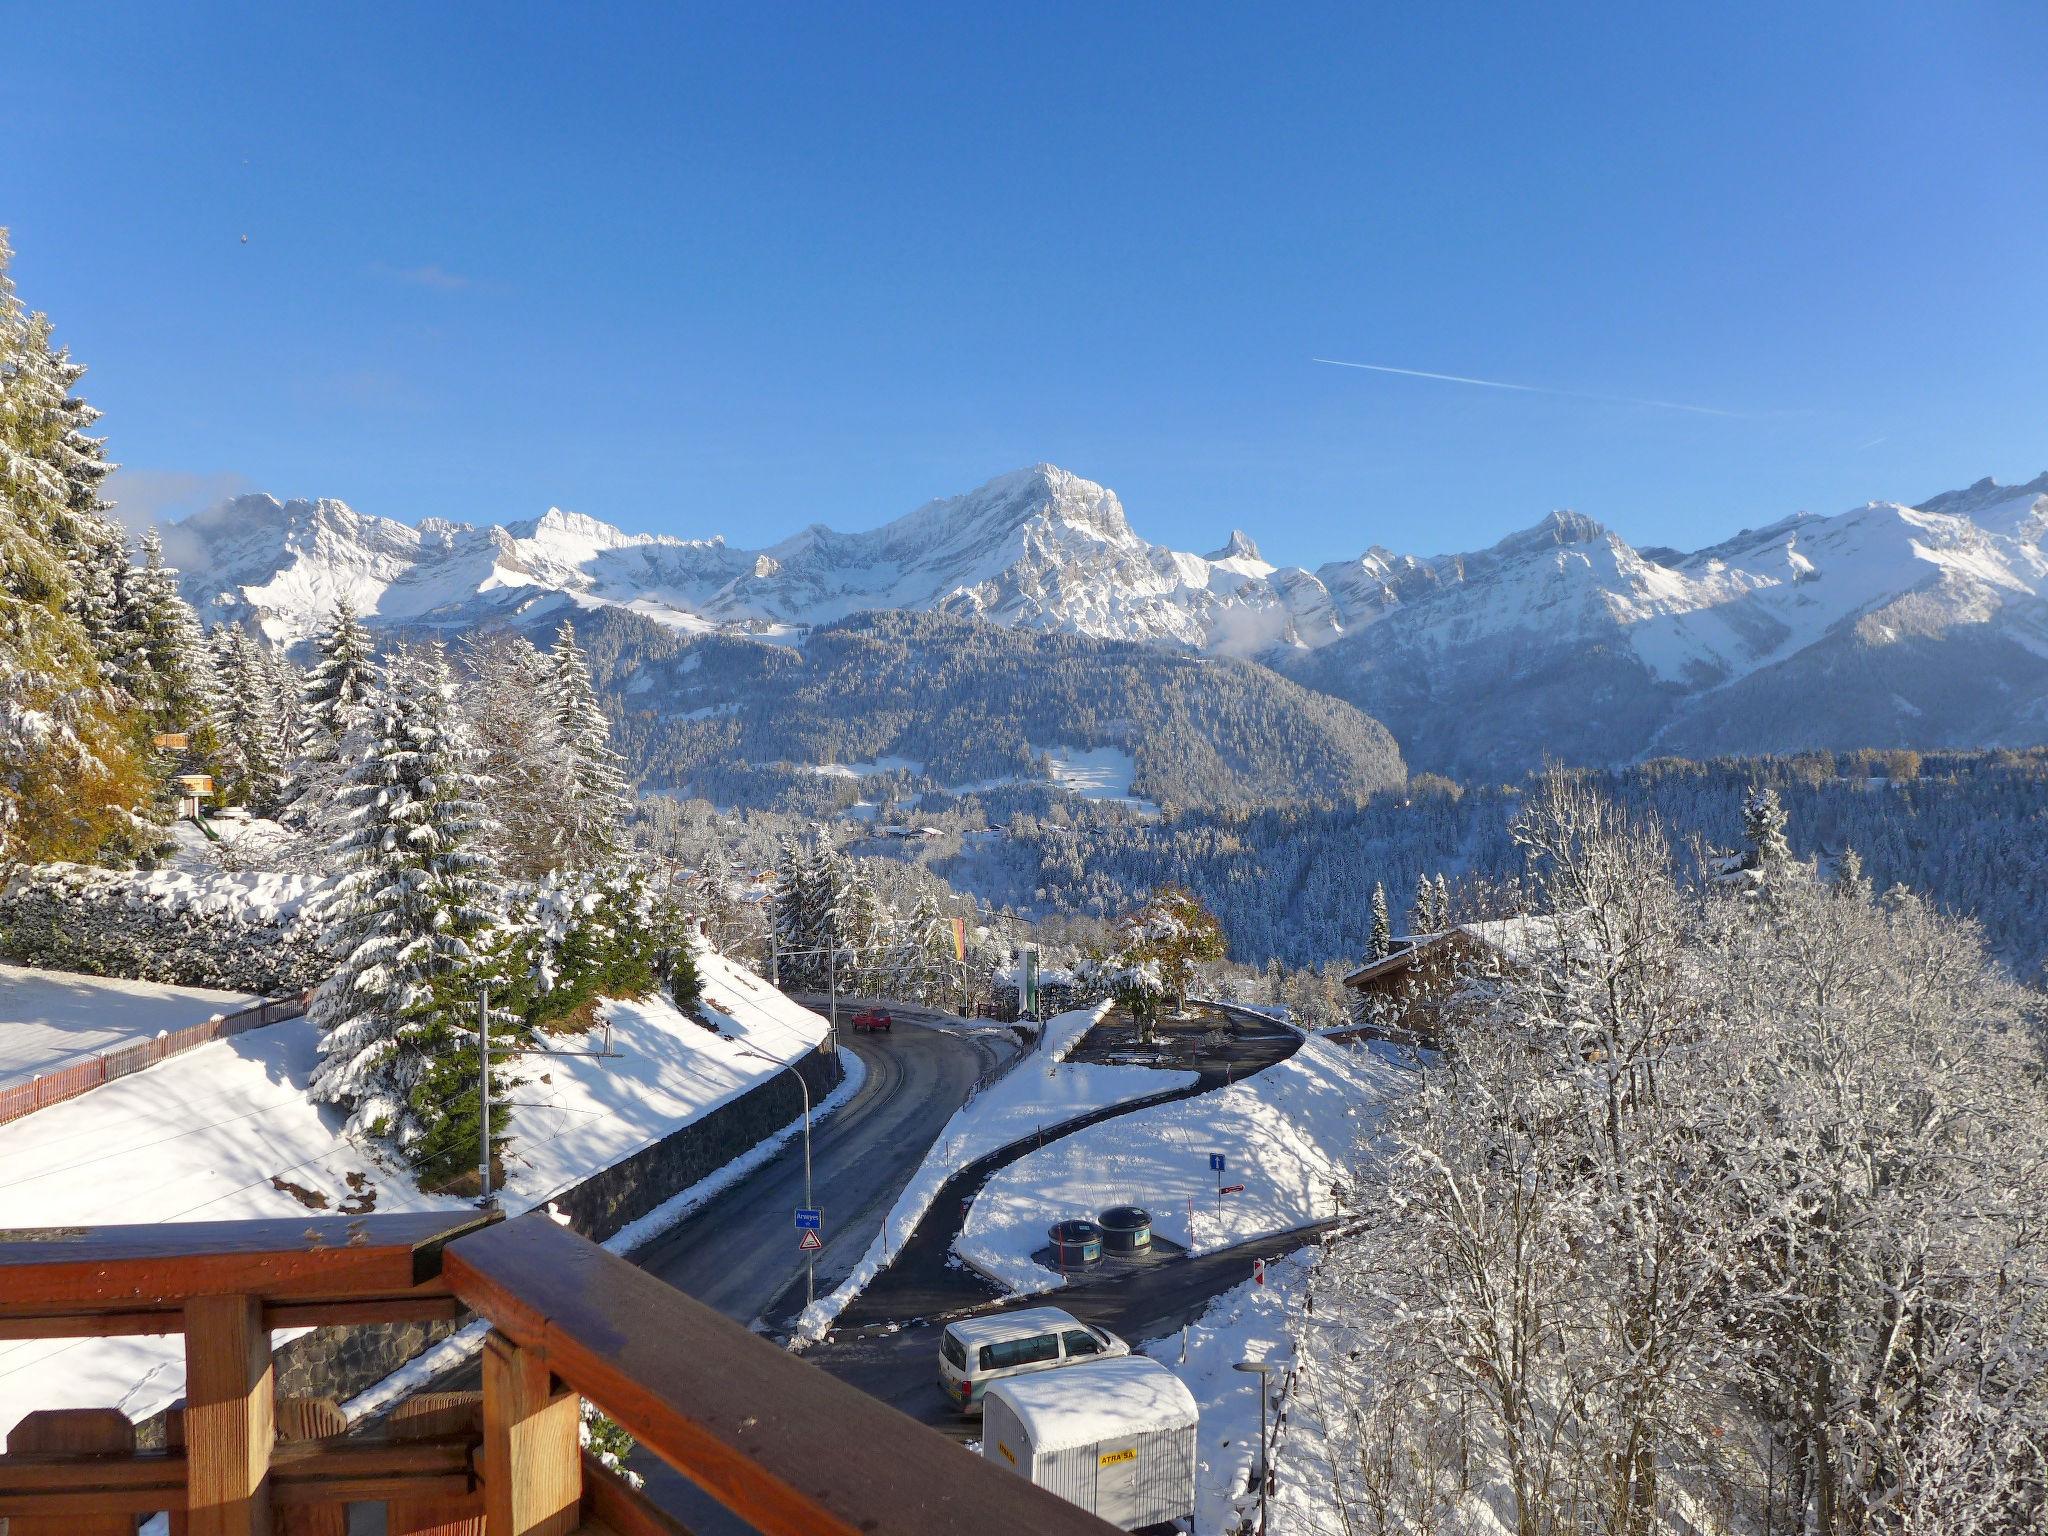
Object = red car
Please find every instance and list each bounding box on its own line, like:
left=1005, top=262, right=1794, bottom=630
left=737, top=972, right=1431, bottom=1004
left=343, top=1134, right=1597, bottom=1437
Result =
left=851, top=1008, right=893, bottom=1033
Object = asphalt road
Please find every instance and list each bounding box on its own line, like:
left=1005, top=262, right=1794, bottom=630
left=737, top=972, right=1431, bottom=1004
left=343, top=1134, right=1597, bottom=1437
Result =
left=614, top=1013, right=1013, bottom=1330
left=807, top=1227, right=1334, bottom=1444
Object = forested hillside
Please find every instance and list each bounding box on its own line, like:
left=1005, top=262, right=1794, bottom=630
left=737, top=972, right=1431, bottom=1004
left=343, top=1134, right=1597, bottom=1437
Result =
left=977, top=748, right=2048, bottom=976
left=566, top=606, right=1408, bottom=814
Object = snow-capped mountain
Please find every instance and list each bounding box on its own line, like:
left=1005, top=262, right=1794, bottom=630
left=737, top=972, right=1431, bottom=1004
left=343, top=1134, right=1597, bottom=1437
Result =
left=178, top=466, right=1342, bottom=653
left=168, top=463, right=2048, bottom=777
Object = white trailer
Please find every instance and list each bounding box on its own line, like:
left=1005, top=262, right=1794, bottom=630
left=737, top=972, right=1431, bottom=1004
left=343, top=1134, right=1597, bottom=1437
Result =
left=980, top=1355, right=1198, bottom=1531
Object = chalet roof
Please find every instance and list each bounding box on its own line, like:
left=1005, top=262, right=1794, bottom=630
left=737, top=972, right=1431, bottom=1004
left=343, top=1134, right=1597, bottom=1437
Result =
left=1341, top=914, right=1557, bottom=989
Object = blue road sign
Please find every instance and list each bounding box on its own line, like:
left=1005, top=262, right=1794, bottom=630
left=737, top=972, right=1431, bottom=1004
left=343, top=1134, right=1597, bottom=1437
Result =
left=795, top=1207, right=822, bottom=1231
left=1209, top=1153, right=1226, bottom=1173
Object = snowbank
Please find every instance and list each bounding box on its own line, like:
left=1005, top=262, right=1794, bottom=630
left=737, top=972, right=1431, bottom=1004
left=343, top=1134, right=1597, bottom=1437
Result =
left=0, top=963, right=260, bottom=1082
left=1143, top=1250, right=1309, bottom=1536
left=956, top=1037, right=1404, bottom=1295
left=793, top=1003, right=1197, bottom=1340
left=501, top=948, right=828, bottom=1202
left=0, top=944, right=830, bottom=1439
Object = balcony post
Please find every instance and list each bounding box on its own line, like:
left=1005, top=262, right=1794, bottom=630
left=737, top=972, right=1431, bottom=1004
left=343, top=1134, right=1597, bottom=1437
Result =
left=480, top=1333, right=580, bottom=1536
left=5, top=1408, right=140, bottom=1536
left=181, top=1294, right=274, bottom=1536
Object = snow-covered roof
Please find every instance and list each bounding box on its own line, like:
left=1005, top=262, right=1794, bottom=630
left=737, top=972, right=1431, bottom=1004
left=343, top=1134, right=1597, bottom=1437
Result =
left=0, top=944, right=825, bottom=1440
left=1342, top=914, right=1561, bottom=987
left=986, top=1356, right=1198, bottom=1450
left=0, top=964, right=260, bottom=1083
left=944, top=1306, right=1087, bottom=1347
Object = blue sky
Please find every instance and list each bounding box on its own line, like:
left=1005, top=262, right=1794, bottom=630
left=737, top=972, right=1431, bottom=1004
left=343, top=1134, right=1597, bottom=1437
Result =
left=5, top=3, right=2045, bottom=565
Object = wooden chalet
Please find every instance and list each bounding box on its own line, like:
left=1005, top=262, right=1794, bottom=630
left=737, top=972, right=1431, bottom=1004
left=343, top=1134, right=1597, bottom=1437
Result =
left=1339, top=918, right=1540, bottom=1045
left=0, top=1210, right=1119, bottom=1536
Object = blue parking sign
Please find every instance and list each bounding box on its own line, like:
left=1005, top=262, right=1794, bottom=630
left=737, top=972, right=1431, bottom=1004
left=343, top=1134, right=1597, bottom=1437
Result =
left=1209, top=1153, right=1226, bottom=1173
left=795, top=1207, right=822, bottom=1231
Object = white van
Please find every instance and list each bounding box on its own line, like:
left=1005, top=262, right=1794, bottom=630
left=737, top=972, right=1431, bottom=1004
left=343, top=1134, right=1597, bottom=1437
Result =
left=937, top=1306, right=1129, bottom=1415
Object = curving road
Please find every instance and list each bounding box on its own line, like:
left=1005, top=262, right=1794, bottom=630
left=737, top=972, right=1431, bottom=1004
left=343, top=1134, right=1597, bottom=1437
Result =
left=632, top=1015, right=1013, bottom=1329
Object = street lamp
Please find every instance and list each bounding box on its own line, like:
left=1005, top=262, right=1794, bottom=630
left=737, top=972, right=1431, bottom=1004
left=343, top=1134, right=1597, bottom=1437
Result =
left=1233, top=1359, right=1281, bottom=1536
left=728, top=1037, right=820, bottom=1310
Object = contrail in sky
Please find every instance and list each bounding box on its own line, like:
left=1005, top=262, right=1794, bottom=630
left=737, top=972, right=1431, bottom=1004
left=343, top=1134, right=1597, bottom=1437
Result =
left=1312, top=356, right=1739, bottom=418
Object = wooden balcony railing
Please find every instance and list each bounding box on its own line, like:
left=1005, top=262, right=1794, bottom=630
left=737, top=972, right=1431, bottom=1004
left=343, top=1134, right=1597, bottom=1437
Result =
left=0, top=1211, right=1119, bottom=1536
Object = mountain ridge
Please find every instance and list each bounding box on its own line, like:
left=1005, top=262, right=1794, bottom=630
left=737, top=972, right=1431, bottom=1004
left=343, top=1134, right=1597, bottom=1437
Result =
left=166, top=461, right=2048, bottom=778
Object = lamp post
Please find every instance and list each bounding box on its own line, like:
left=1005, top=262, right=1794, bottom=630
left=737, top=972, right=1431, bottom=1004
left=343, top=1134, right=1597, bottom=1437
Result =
left=730, top=1039, right=818, bottom=1309
left=1233, top=1359, right=1280, bottom=1536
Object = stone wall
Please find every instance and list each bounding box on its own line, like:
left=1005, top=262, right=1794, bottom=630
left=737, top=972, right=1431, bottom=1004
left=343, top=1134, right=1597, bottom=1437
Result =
left=550, top=1044, right=842, bottom=1243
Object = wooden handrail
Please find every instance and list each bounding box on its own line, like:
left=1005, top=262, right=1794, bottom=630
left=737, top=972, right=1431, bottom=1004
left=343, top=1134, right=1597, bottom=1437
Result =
left=0, top=1210, right=1124, bottom=1536
left=0, top=1212, right=493, bottom=1317
left=444, top=1211, right=1119, bottom=1536
left=0, top=1438, right=476, bottom=1514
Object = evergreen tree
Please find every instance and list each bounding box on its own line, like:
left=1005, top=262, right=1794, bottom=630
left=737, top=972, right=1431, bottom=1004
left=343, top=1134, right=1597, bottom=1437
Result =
left=547, top=620, right=629, bottom=867
left=0, top=228, right=151, bottom=863
left=297, top=598, right=379, bottom=762
left=1434, top=873, right=1452, bottom=930
left=694, top=845, right=751, bottom=959
left=1742, top=784, right=1794, bottom=876
left=462, top=630, right=570, bottom=879
left=308, top=642, right=503, bottom=1174
left=210, top=624, right=288, bottom=813
left=1369, top=881, right=1392, bottom=959
left=770, top=837, right=811, bottom=987
left=901, top=890, right=957, bottom=1005
left=121, top=528, right=219, bottom=742
left=1411, top=870, right=1444, bottom=933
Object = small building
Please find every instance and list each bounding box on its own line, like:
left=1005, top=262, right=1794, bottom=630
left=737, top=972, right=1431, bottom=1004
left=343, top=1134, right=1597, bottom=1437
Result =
left=1341, top=917, right=1545, bottom=1044
left=982, top=1355, right=1198, bottom=1530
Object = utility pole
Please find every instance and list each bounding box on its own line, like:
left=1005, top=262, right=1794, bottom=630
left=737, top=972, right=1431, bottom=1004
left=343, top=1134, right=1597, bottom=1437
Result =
left=827, top=941, right=838, bottom=1040
left=477, top=983, right=492, bottom=1205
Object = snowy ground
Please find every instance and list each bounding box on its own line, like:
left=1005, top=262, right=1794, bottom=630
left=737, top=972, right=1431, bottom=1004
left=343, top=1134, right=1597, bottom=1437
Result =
left=1040, top=744, right=1161, bottom=815
left=0, top=963, right=261, bottom=1083
left=0, top=945, right=830, bottom=1439
left=956, top=1037, right=1406, bottom=1295
left=793, top=1004, right=1198, bottom=1340
left=1143, top=1250, right=1311, bottom=1536
left=340, top=1045, right=872, bottom=1428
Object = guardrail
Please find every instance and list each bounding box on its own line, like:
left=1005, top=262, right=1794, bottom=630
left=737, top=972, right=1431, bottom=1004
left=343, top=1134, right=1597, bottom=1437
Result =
left=0, top=988, right=312, bottom=1127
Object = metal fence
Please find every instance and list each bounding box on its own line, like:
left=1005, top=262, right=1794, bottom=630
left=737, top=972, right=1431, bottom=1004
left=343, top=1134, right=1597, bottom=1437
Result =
left=0, top=989, right=311, bottom=1127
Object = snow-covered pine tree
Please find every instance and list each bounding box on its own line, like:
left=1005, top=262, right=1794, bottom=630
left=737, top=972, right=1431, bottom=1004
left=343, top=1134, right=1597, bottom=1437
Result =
left=546, top=620, right=629, bottom=868
left=263, top=641, right=303, bottom=759
left=296, top=598, right=379, bottom=762
left=461, top=630, right=570, bottom=880
left=307, top=641, right=504, bottom=1178
left=770, top=838, right=812, bottom=988
left=694, top=846, right=748, bottom=958
left=1369, top=881, right=1392, bottom=959
left=210, top=624, right=289, bottom=814
left=0, top=228, right=152, bottom=863
left=901, top=890, right=956, bottom=1005
left=19, top=316, right=129, bottom=671
left=1433, top=872, right=1451, bottom=931
left=122, top=528, right=220, bottom=743
left=1411, top=871, right=1441, bottom=933
left=836, top=860, right=890, bottom=992
left=1741, top=784, right=1794, bottom=877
